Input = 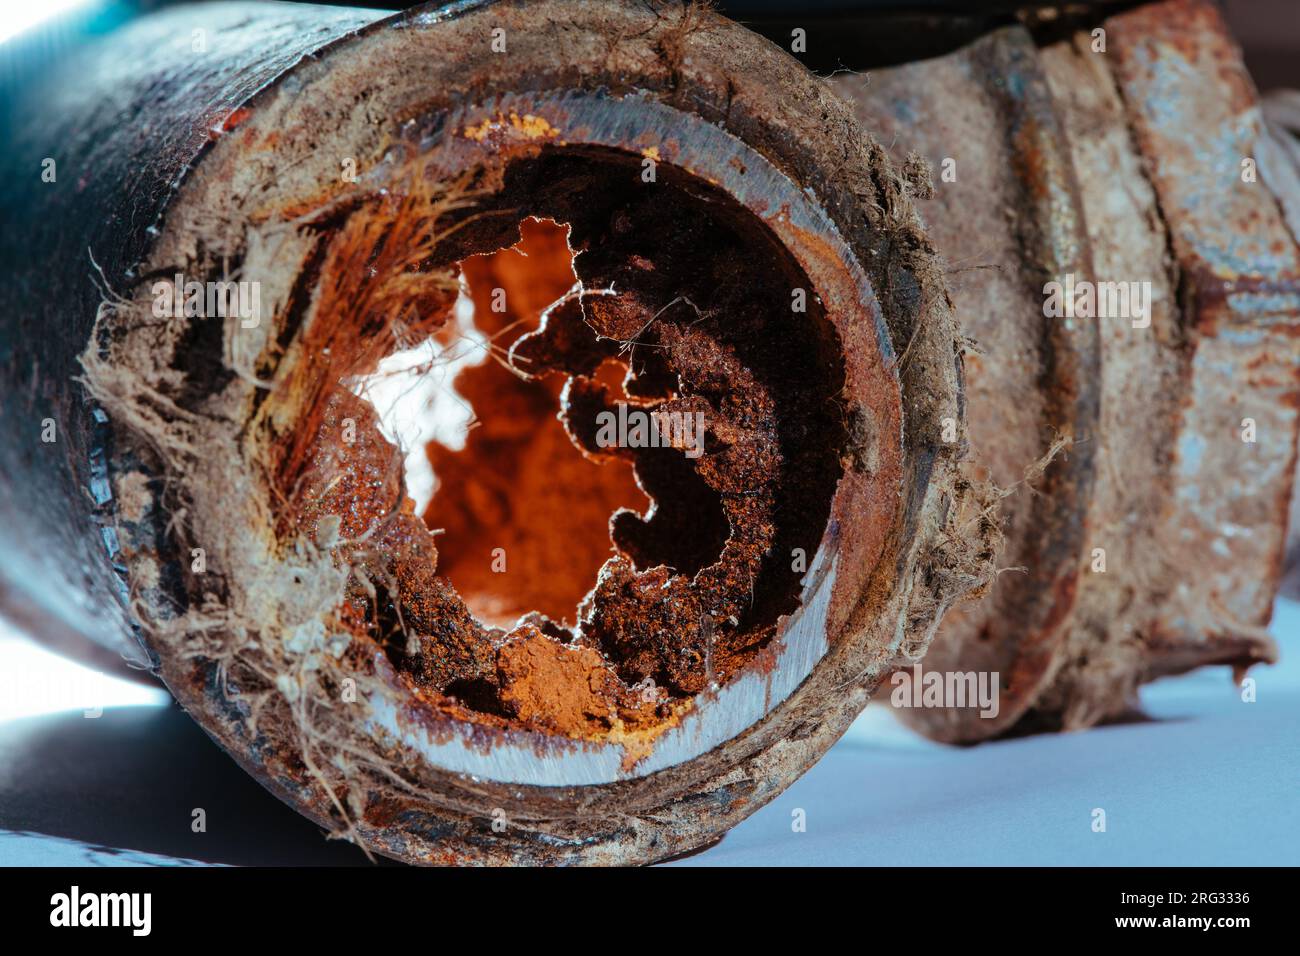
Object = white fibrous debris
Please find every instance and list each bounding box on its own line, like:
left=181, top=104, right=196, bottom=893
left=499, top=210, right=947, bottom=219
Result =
left=275, top=671, right=301, bottom=704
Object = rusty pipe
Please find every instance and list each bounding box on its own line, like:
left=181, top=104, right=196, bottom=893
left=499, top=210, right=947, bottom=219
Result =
left=0, top=0, right=977, bottom=865
left=833, top=0, right=1300, bottom=740
left=1, top=0, right=1296, bottom=865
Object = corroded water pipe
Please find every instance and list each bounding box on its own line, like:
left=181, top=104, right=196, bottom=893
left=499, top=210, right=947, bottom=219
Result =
left=0, top=0, right=1295, bottom=864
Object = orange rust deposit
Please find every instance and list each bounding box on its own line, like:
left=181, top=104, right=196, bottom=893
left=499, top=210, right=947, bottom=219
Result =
left=495, top=624, right=668, bottom=737
left=426, top=219, right=650, bottom=628
left=462, top=111, right=560, bottom=144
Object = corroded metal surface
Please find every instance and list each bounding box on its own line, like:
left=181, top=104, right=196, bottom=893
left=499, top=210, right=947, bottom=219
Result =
left=835, top=23, right=1100, bottom=739
left=832, top=0, right=1298, bottom=739
left=290, top=88, right=904, bottom=787
left=1088, top=0, right=1297, bottom=684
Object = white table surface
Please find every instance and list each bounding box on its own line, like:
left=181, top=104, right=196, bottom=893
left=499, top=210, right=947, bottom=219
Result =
left=1, top=601, right=1295, bottom=866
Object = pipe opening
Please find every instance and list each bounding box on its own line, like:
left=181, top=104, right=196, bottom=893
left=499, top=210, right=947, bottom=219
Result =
left=283, top=147, right=849, bottom=744
left=416, top=218, right=654, bottom=629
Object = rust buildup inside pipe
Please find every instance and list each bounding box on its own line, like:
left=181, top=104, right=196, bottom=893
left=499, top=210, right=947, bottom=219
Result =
left=427, top=218, right=651, bottom=631
left=282, top=148, right=849, bottom=744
